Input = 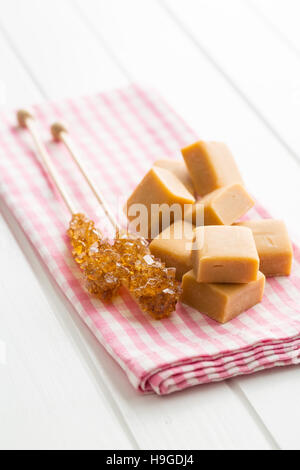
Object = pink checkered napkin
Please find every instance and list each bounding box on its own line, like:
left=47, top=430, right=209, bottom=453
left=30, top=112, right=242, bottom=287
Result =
left=1, top=85, right=300, bottom=395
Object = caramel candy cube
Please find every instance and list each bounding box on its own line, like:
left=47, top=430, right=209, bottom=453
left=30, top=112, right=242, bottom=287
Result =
left=150, top=220, right=194, bottom=280
left=235, top=219, right=293, bottom=277
left=154, top=159, right=195, bottom=195
left=125, top=167, right=195, bottom=239
left=186, top=183, right=254, bottom=226
left=192, top=225, right=259, bottom=283
left=181, top=141, right=243, bottom=196
left=181, top=270, right=265, bottom=323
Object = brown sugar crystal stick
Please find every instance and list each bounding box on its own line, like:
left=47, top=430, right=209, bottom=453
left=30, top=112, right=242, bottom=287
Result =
left=17, top=110, right=122, bottom=302
left=51, top=122, right=181, bottom=319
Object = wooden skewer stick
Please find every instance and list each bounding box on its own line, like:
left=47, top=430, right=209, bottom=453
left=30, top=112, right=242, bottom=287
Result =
left=51, top=122, right=120, bottom=232
left=17, top=110, right=76, bottom=215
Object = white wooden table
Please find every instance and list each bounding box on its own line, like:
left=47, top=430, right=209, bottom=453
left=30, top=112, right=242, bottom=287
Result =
left=1, top=0, right=300, bottom=450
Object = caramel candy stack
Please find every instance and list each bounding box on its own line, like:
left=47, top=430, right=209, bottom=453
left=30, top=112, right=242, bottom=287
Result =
left=125, top=140, right=293, bottom=323
left=182, top=225, right=265, bottom=323
left=181, top=142, right=292, bottom=323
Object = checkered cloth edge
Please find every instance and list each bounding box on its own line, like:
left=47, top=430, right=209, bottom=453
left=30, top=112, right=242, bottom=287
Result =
left=1, top=85, right=300, bottom=394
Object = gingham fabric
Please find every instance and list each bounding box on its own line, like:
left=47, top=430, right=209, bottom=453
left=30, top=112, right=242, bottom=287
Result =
left=1, top=85, right=300, bottom=395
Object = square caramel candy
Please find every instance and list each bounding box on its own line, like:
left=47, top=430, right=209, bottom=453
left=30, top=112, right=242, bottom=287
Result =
left=154, top=159, right=195, bottom=195
left=235, top=219, right=293, bottom=276
left=181, top=270, right=265, bottom=324
left=124, top=167, right=195, bottom=239
left=150, top=219, right=194, bottom=281
left=192, top=225, right=259, bottom=283
left=181, top=141, right=243, bottom=196
left=186, top=183, right=254, bottom=226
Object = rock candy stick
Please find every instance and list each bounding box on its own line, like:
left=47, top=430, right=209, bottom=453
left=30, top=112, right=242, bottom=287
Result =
left=17, top=110, right=121, bottom=302
left=114, top=232, right=181, bottom=319
left=51, top=122, right=181, bottom=319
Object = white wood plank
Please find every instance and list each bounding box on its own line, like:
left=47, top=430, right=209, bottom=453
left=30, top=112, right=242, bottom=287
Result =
left=227, top=0, right=300, bottom=450
left=233, top=366, right=300, bottom=450
left=0, top=202, right=133, bottom=450
left=81, top=334, right=277, bottom=450
left=163, top=0, right=300, bottom=168
left=74, top=0, right=300, bottom=229
left=0, top=35, right=41, bottom=107
left=0, top=0, right=275, bottom=449
left=248, top=0, right=300, bottom=55
left=0, top=0, right=127, bottom=99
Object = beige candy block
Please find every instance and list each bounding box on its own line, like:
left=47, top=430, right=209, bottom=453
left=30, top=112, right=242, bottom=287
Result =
left=154, top=159, right=195, bottom=195
left=192, top=225, right=259, bottom=283
left=235, top=219, right=293, bottom=277
left=186, top=183, right=254, bottom=226
left=181, top=141, right=243, bottom=196
left=125, top=167, right=195, bottom=239
left=181, top=270, right=265, bottom=324
left=150, top=220, right=194, bottom=281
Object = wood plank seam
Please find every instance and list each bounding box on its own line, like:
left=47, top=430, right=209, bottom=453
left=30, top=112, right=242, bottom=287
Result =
left=159, top=0, right=300, bottom=169
left=227, top=379, right=280, bottom=450
left=0, top=19, right=47, bottom=98
left=246, top=0, right=300, bottom=61
left=73, top=0, right=133, bottom=82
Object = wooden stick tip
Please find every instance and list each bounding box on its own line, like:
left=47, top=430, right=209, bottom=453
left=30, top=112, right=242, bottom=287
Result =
left=51, top=122, right=68, bottom=141
left=17, top=109, right=34, bottom=128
